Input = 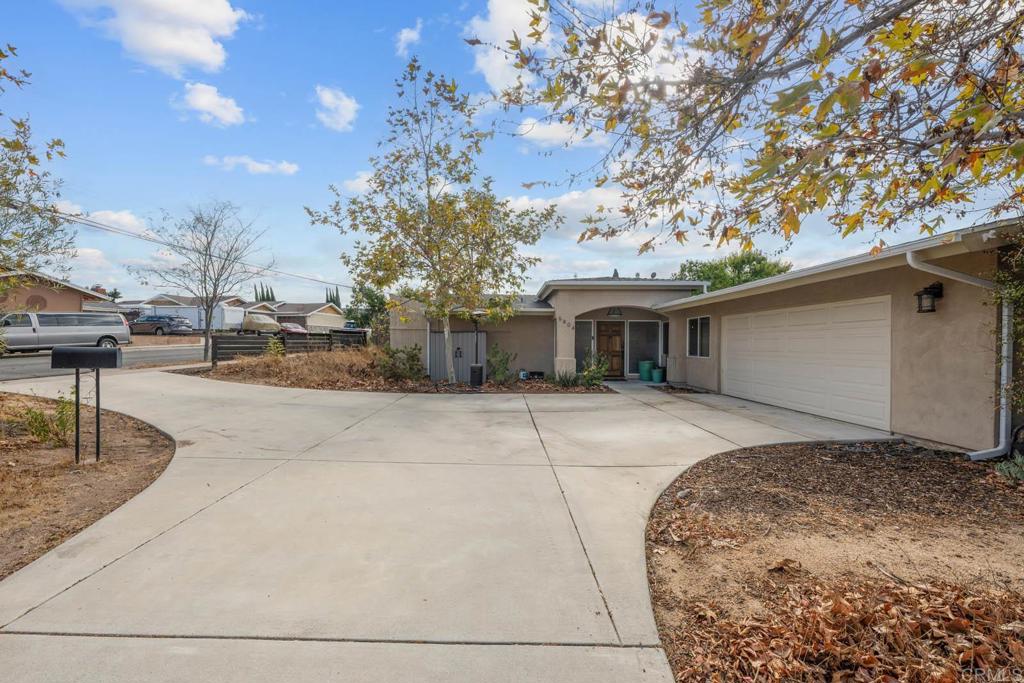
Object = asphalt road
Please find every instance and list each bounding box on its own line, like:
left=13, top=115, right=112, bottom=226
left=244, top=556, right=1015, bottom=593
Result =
left=0, top=345, right=206, bottom=381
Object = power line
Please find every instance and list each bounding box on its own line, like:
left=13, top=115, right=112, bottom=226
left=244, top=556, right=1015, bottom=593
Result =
left=31, top=204, right=355, bottom=290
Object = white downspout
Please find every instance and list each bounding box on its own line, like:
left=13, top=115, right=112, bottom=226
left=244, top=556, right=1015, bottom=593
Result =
left=905, top=251, right=1013, bottom=460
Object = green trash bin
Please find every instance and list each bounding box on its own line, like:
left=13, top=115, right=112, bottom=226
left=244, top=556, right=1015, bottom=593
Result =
left=638, top=360, right=655, bottom=382
left=651, top=367, right=665, bottom=383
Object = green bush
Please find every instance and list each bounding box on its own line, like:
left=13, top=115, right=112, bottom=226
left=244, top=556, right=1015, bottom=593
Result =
left=551, top=370, right=581, bottom=388
left=378, top=344, right=425, bottom=381
left=996, top=449, right=1024, bottom=482
left=579, top=352, right=609, bottom=388
left=23, top=392, right=75, bottom=447
left=486, top=343, right=518, bottom=386
left=264, top=336, right=286, bottom=357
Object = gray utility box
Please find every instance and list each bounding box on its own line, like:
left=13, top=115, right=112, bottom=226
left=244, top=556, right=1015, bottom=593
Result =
left=51, top=346, right=123, bottom=369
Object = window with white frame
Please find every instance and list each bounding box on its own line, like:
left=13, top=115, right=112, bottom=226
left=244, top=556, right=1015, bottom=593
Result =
left=687, top=316, right=710, bottom=358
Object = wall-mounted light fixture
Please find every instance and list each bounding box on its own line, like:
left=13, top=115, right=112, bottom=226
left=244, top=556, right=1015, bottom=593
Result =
left=914, top=282, right=943, bottom=313
left=606, top=307, right=623, bottom=318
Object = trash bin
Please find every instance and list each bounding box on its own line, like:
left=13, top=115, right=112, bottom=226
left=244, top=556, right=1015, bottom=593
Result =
left=651, top=367, right=665, bottom=383
left=470, top=364, right=484, bottom=387
left=638, top=360, right=655, bottom=382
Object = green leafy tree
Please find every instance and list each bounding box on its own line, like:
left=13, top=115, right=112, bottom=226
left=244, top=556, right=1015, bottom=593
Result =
left=107, top=288, right=122, bottom=302
left=0, top=44, right=73, bottom=285
left=677, top=251, right=792, bottom=291
left=485, top=1, right=1024, bottom=252
left=308, top=59, right=561, bottom=382
left=345, top=282, right=390, bottom=343
left=253, top=282, right=276, bottom=302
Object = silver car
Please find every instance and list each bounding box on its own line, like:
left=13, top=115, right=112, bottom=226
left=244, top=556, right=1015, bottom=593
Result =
left=0, top=312, right=132, bottom=352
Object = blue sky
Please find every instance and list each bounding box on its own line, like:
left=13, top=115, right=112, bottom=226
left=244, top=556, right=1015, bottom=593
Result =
left=7, top=0, right=921, bottom=303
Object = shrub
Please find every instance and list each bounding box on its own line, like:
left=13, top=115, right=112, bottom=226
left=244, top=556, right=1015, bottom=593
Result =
left=378, top=344, right=425, bottom=381
left=264, top=336, right=286, bottom=358
left=551, top=369, right=581, bottom=388
left=486, top=343, right=518, bottom=386
left=580, top=352, right=609, bottom=388
left=23, top=391, right=75, bottom=447
left=996, top=438, right=1024, bottom=482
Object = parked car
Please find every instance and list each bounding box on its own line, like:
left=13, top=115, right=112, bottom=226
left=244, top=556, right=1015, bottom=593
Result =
left=0, top=312, right=131, bottom=353
left=130, top=314, right=193, bottom=336
left=342, top=320, right=362, bottom=330
left=239, top=313, right=281, bottom=335
left=279, top=322, right=308, bottom=335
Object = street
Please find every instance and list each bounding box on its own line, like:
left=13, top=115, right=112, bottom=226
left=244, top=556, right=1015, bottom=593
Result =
left=0, top=345, right=206, bottom=381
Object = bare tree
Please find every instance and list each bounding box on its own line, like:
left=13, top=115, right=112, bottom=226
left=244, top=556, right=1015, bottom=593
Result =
left=130, top=201, right=273, bottom=361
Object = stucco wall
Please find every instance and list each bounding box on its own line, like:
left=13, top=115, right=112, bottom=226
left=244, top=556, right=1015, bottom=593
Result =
left=304, top=311, right=346, bottom=332
left=445, top=316, right=555, bottom=375
left=1, top=282, right=86, bottom=312
left=665, top=252, right=999, bottom=450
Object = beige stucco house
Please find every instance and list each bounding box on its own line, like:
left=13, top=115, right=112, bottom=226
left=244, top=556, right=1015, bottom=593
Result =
left=391, top=220, right=1020, bottom=456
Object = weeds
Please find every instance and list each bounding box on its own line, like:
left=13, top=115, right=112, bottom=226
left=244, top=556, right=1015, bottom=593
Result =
left=486, top=343, right=517, bottom=386
left=551, top=370, right=581, bottom=388
left=378, top=345, right=425, bottom=381
left=22, top=391, right=75, bottom=447
left=264, top=335, right=286, bottom=358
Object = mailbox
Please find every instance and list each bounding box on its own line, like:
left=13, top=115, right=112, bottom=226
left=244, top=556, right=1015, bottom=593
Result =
left=51, top=346, right=123, bottom=369
left=50, top=346, right=122, bottom=464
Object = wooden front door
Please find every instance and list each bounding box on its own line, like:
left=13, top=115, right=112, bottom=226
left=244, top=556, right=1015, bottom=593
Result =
left=596, top=321, right=625, bottom=377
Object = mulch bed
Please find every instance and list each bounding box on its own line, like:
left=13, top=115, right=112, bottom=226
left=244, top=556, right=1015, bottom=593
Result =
left=646, top=440, right=1024, bottom=681
left=0, top=393, right=175, bottom=580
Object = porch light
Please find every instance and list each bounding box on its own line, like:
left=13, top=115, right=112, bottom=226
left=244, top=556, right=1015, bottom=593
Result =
left=606, top=307, right=623, bottom=317
left=914, top=282, right=943, bottom=313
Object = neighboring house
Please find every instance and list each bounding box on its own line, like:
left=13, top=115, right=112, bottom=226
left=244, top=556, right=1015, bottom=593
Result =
left=0, top=271, right=109, bottom=312
left=270, top=303, right=348, bottom=332
left=83, top=299, right=150, bottom=321
left=139, top=294, right=247, bottom=331
left=391, top=219, right=1022, bottom=454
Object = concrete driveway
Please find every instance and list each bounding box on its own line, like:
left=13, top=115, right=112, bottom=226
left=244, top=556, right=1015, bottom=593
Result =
left=0, top=371, right=887, bottom=681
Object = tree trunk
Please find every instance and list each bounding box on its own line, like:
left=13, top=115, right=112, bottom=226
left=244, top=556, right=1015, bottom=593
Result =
left=203, top=306, right=214, bottom=362
left=442, top=315, right=456, bottom=383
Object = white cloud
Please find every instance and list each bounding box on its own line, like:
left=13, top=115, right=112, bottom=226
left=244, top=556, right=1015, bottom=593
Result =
left=89, top=209, right=149, bottom=235
left=203, top=155, right=299, bottom=175
left=314, top=85, right=360, bottom=132
left=516, top=117, right=609, bottom=149
left=342, top=170, right=372, bottom=193
left=72, top=247, right=112, bottom=270
left=465, top=0, right=539, bottom=92
left=60, top=0, right=250, bottom=78
left=395, top=18, right=423, bottom=57
left=180, top=82, right=245, bottom=126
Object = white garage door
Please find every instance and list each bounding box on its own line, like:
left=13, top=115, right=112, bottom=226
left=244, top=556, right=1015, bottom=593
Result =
left=721, top=296, right=891, bottom=430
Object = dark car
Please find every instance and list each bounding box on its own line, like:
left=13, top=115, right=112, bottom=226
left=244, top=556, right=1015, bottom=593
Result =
left=130, top=315, right=193, bottom=336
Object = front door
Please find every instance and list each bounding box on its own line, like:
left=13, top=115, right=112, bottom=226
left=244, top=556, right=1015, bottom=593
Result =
left=596, top=321, right=624, bottom=378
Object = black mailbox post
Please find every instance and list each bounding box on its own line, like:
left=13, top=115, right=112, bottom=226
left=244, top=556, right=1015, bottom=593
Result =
left=51, top=347, right=122, bottom=463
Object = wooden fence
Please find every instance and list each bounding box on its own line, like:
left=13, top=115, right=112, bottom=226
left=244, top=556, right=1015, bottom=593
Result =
left=211, top=330, right=368, bottom=366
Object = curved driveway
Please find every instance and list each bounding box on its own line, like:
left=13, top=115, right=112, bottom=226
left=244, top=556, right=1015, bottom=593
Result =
left=0, top=371, right=886, bottom=681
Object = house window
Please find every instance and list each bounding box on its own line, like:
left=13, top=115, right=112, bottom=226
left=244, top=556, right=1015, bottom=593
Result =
left=687, top=316, right=710, bottom=358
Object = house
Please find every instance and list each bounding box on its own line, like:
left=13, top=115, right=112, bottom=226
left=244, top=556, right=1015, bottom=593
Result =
left=0, top=271, right=109, bottom=311
left=139, top=294, right=248, bottom=330
left=391, top=219, right=1022, bottom=455
left=270, top=303, right=348, bottom=332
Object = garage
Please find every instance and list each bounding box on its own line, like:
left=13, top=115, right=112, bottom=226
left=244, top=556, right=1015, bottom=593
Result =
left=720, top=296, right=891, bottom=430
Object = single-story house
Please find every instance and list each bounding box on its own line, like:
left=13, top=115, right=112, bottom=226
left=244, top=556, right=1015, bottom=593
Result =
left=0, top=271, right=110, bottom=311
left=139, top=294, right=248, bottom=330
left=269, top=303, right=348, bottom=333
left=391, top=219, right=1021, bottom=456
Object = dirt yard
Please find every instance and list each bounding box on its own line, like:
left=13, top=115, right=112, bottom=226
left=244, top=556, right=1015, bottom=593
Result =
left=647, top=440, right=1024, bottom=681
left=189, top=348, right=610, bottom=393
left=0, top=393, right=175, bottom=580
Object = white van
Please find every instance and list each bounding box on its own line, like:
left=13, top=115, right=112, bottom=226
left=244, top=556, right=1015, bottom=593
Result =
left=0, top=312, right=132, bottom=352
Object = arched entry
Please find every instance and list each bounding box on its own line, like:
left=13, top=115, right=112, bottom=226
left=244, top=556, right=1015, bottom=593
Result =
left=574, top=307, right=667, bottom=378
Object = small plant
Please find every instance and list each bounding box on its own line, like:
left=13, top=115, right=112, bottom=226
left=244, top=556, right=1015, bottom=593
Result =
left=22, top=391, right=75, bottom=447
left=996, top=433, right=1024, bottom=482
left=551, top=369, right=581, bottom=388
left=486, top=343, right=517, bottom=386
left=264, top=335, right=286, bottom=358
left=579, top=352, right=609, bottom=388
left=378, top=344, right=425, bottom=381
